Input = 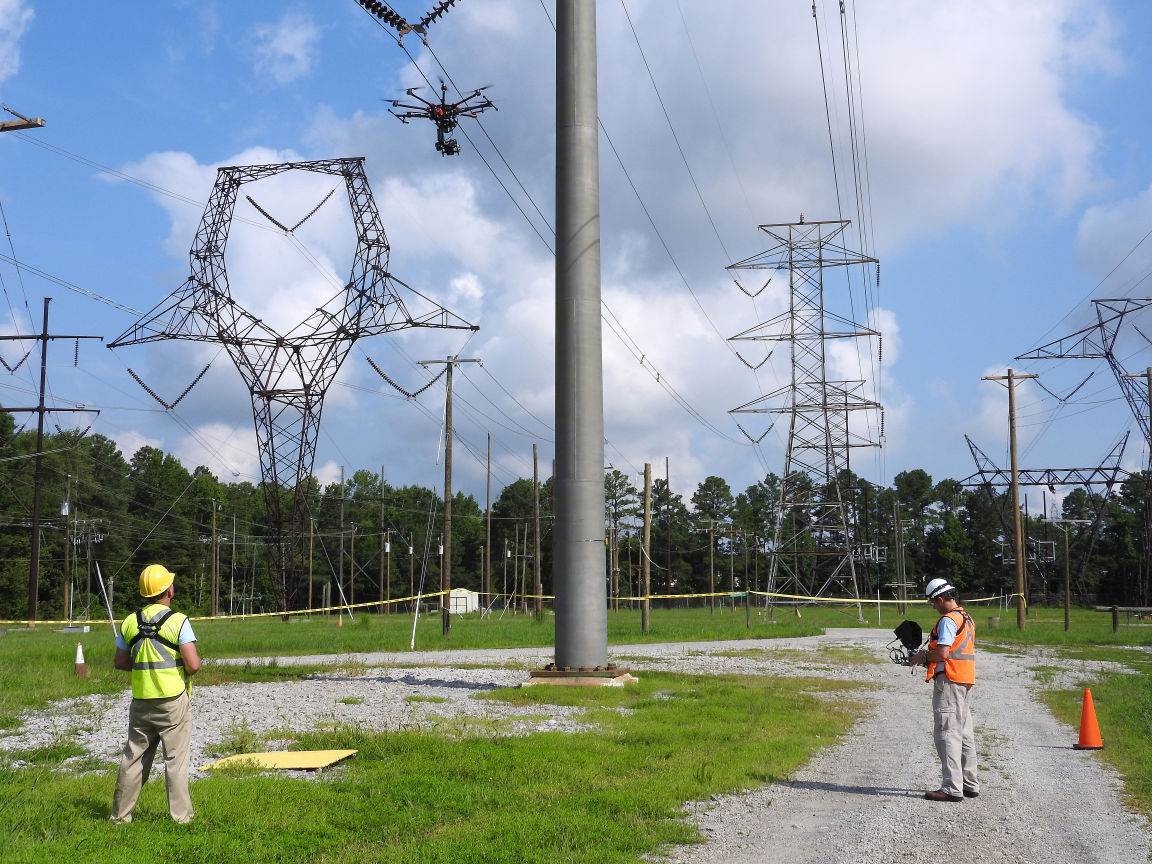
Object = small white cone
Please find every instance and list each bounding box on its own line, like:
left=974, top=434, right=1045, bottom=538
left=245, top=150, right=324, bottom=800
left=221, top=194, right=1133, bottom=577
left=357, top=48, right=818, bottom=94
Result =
left=74, top=643, right=87, bottom=679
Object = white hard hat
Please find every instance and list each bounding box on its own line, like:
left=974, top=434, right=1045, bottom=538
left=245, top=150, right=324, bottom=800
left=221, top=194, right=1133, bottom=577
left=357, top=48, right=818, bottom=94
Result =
left=925, top=578, right=956, bottom=600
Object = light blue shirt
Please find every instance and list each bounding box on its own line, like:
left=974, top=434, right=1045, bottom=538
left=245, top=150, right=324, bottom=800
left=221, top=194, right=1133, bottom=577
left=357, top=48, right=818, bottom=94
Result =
left=936, top=614, right=958, bottom=647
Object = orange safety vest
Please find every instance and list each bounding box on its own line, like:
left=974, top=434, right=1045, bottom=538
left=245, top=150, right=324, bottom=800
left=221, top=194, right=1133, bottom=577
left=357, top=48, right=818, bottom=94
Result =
left=925, top=607, right=975, bottom=685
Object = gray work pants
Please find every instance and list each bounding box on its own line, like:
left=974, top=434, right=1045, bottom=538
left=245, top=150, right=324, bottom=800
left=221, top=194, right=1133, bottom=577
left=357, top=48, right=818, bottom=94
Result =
left=111, top=691, right=194, bottom=823
left=932, top=673, right=978, bottom=796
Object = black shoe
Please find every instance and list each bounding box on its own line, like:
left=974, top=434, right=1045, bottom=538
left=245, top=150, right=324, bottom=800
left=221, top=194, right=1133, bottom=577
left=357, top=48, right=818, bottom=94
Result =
left=963, top=788, right=979, bottom=798
left=924, top=789, right=964, bottom=802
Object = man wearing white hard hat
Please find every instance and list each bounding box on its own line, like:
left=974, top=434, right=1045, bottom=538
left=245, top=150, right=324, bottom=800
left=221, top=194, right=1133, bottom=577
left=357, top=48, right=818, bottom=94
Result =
left=110, top=564, right=201, bottom=824
left=910, top=578, right=978, bottom=802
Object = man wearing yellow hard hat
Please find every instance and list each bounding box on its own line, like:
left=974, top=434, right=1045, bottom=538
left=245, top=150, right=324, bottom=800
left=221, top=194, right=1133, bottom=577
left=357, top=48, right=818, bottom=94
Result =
left=110, top=564, right=201, bottom=824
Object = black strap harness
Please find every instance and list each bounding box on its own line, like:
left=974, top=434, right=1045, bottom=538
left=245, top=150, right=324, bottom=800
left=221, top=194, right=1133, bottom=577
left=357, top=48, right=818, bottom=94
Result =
left=128, top=607, right=180, bottom=655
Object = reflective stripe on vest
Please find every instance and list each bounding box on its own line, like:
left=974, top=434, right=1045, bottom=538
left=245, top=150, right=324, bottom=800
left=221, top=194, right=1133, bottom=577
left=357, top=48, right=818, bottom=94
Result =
left=120, top=605, right=188, bottom=699
left=925, top=608, right=975, bottom=685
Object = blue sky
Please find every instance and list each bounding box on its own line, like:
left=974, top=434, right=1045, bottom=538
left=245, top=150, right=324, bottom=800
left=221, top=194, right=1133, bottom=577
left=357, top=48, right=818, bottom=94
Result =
left=1, top=0, right=1151, bottom=511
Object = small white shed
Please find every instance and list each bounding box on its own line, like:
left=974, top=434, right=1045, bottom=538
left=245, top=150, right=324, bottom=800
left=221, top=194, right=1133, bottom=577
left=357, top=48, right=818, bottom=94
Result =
left=448, top=588, right=480, bottom=614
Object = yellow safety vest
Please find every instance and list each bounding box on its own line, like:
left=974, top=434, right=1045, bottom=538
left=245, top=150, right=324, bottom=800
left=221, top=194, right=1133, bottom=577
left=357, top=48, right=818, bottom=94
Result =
left=120, top=604, right=189, bottom=699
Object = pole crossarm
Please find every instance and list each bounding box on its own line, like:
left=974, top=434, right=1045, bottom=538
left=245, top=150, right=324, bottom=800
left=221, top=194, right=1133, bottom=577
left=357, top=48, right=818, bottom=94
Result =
left=0, top=104, right=44, bottom=132
left=106, top=157, right=477, bottom=613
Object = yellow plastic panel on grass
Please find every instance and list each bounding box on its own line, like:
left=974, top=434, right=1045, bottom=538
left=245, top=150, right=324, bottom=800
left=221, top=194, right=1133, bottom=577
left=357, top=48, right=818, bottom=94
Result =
left=201, top=749, right=357, bottom=771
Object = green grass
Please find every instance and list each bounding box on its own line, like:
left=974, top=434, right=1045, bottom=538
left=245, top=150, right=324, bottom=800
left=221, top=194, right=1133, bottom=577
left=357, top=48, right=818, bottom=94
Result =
left=0, top=604, right=1143, bottom=724
left=3, top=603, right=1151, bottom=862
left=1037, top=663, right=1152, bottom=818
left=0, top=741, right=86, bottom=766
left=206, top=718, right=280, bottom=759
left=0, top=606, right=839, bottom=722
left=0, top=671, right=863, bottom=864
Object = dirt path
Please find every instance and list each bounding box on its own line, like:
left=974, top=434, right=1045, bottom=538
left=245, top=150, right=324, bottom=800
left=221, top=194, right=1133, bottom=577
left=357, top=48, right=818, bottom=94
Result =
left=653, top=630, right=1150, bottom=864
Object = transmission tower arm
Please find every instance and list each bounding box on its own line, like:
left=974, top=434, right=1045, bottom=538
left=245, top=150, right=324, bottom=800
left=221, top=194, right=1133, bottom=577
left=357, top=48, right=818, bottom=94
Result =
left=1018, top=298, right=1152, bottom=444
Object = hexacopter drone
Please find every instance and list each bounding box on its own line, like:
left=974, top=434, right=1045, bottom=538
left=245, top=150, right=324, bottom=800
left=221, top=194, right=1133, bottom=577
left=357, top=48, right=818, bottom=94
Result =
left=389, top=81, right=495, bottom=156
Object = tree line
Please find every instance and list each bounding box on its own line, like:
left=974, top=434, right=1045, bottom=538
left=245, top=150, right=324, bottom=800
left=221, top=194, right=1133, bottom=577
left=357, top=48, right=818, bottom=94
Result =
left=0, top=411, right=1148, bottom=621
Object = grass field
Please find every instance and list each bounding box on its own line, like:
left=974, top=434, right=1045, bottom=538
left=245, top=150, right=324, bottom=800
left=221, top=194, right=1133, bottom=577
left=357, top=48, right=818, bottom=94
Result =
left=1, top=602, right=1148, bottom=862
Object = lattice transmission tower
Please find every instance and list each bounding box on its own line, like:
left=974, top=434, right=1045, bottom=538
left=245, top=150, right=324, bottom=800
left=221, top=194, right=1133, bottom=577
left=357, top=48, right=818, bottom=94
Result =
left=1017, top=296, right=1152, bottom=607
left=728, top=218, right=881, bottom=608
left=110, top=158, right=477, bottom=613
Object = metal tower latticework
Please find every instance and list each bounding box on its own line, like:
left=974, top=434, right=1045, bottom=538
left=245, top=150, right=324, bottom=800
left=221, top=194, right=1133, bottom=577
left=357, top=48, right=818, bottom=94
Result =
left=110, top=158, right=477, bottom=613
left=728, top=219, right=880, bottom=607
left=1017, top=298, right=1152, bottom=445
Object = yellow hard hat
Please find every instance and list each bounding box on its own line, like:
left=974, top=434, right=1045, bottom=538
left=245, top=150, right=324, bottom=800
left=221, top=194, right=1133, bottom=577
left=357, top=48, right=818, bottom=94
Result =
left=139, top=564, right=176, bottom=598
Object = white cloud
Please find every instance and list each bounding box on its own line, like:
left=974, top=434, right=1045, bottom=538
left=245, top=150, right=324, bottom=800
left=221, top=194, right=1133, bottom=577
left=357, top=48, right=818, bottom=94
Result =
left=252, top=11, right=321, bottom=85
left=0, top=0, right=32, bottom=84
left=112, top=429, right=164, bottom=466
left=172, top=422, right=259, bottom=480
left=1076, top=181, right=1152, bottom=290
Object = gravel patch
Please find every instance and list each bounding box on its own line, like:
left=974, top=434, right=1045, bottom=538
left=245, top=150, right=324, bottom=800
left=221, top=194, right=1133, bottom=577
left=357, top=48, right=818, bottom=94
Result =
left=4, top=629, right=1149, bottom=862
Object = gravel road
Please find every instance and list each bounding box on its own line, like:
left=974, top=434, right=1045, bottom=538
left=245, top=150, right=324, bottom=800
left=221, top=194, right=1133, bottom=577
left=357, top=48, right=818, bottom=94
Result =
left=5, top=628, right=1149, bottom=862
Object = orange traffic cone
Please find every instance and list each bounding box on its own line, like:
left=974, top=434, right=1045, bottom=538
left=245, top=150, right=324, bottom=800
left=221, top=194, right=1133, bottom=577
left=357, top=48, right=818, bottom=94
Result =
left=1073, top=687, right=1104, bottom=750
left=338, top=614, right=343, bottom=628
left=74, top=643, right=87, bottom=679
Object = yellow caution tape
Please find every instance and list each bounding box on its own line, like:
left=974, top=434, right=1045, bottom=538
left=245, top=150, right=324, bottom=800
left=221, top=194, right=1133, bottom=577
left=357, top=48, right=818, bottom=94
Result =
left=0, top=591, right=1028, bottom=626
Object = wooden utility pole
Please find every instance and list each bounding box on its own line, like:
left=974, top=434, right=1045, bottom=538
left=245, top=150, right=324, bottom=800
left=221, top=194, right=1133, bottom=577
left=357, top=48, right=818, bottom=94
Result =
left=982, top=368, right=1037, bottom=630
left=339, top=465, right=345, bottom=614
left=63, top=474, right=71, bottom=622
left=893, top=501, right=907, bottom=616
left=511, top=525, right=520, bottom=613
left=533, top=443, right=542, bottom=619
left=641, top=463, right=652, bottom=633
left=503, top=538, right=510, bottom=607
left=383, top=531, right=391, bottom=613
left=419, top=355, right=480, bottom=634
left=210, top=499, right=218, bottom=617
left=349, top=523, right=356, bottom=608
left=1043, top=517, right=1091, bottom=632
left=0, top=298, right=100, bottom=623
left=708, top=522, right=716, bottom=613
left=610, top=526, right=619, bottom=611
left=485, top=434, right=492, bottom=607
left=520, top=523, right=529, bottom=614
left=379, top=466, right=387, bottom=612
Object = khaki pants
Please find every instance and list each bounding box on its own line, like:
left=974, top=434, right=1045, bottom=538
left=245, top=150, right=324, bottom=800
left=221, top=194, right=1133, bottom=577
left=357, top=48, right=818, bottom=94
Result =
left=932, top=673, right=977, bottom=797
left=111, top=691, right=193, bottom=823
